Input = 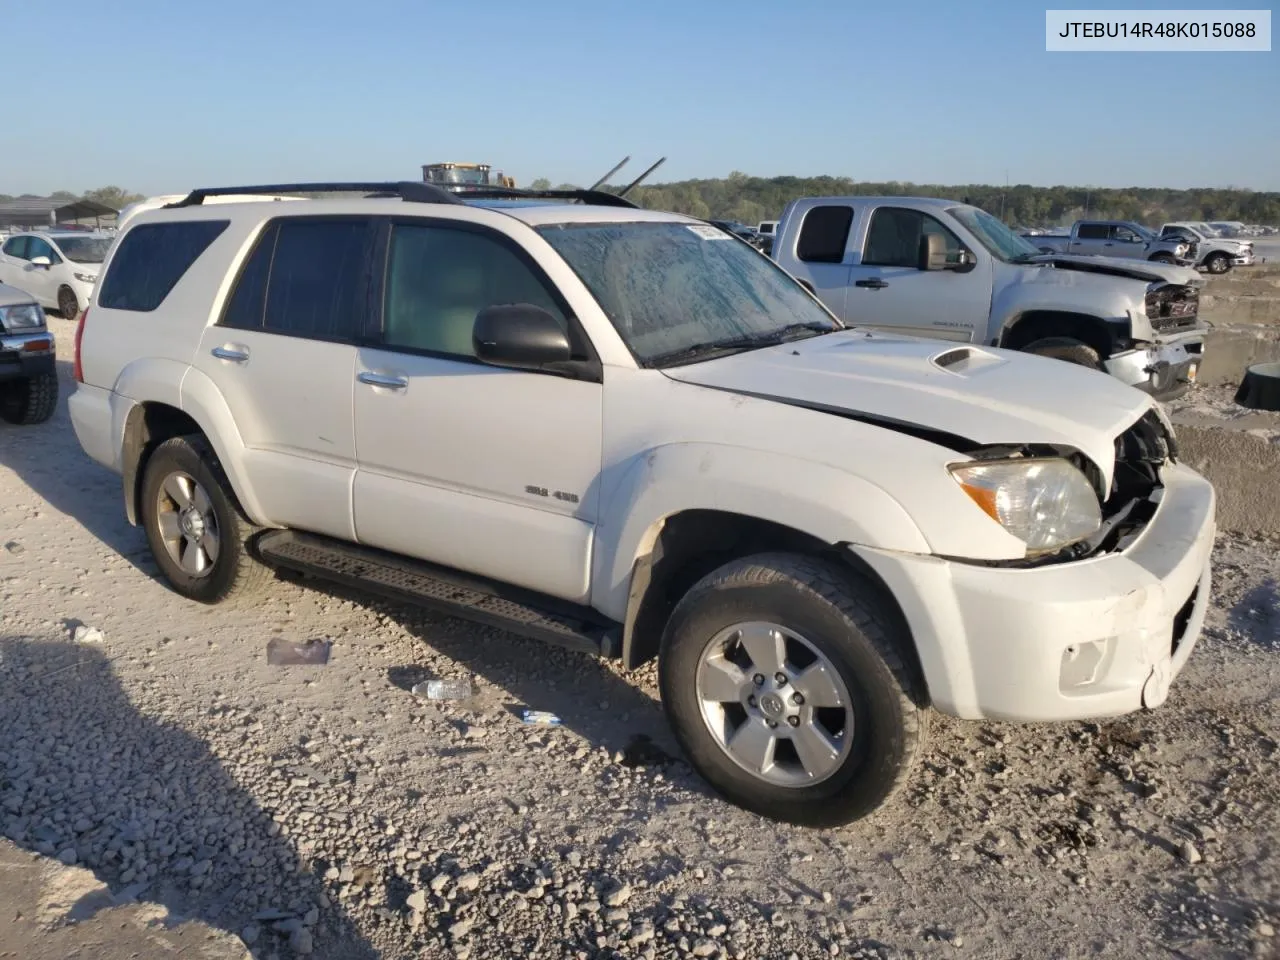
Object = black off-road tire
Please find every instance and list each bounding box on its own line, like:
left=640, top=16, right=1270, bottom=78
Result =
left=658, top=553, right=928, bottom=827
left=1021, top=336, right=1102, bottom=370
left=0, top=372, right=59, bottom=425
left=1205, top=253, right=1231, bottom=275
left=58, top=286, right=80, bottom=319
left=139, top=435, right=273, bottom=604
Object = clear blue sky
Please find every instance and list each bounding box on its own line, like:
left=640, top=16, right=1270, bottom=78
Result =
left=4, top=0, right=1277, bottom=196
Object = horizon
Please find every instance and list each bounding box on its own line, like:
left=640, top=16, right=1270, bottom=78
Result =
left=3, top=0, right=1277, bottom=196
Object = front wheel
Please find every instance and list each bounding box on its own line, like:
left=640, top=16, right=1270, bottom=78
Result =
left=1021, top=336, right=1102, bottom=370
left=0, top=372, right=58, bottom=425
left=658, top=553, right=927, bottom=827
left=140, top=435, right=272, bottom=603
left=1205, top=253, right=1231, bottom=274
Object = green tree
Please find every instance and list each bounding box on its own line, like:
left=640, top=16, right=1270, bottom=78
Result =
left=50, top=190, right=78, bottom=202
left=80, top=186, right=145, bottom=211
left=529, top=178, right=552, bottom=190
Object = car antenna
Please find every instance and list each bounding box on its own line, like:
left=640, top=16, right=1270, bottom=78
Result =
left=617, top=157, right=666, bottom=198
left=587, top=156, right=631, bottom=193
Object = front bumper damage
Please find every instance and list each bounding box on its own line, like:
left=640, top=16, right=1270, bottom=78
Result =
left=1105, top=326, right=1205, bottom=401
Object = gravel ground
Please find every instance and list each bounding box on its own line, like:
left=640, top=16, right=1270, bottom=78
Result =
left=1, top=316, right=1277, bottom=960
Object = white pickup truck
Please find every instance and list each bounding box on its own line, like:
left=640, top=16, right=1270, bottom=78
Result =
left=772, top=197, right=1207, bottom=400
left=69, top=181, right=1215, bottom=826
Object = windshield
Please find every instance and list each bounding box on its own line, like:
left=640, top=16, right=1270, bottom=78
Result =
left=53, top=236, right=111, bottom=263
left=537, top=221, right=842, bottom=367
left=947, top=206, right=1041, bottom=262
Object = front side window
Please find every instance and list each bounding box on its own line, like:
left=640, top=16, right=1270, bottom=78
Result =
left=862, top=208, right=963, bottom=269
left=262, top=219, right=370, bottom=339
left=97, top=220, right=229, bottom=312
left=53, top=236, right=112, bottom=263
left=382, top=223, right=566, bottom=358
left=26, top=238, right=58, bottom=263
left=537, top=220, right=840, bottom=367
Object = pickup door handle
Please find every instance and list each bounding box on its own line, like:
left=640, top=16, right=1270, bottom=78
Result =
left=854, top=278, right=889, bottom=289
left=357, top=371, right=408, bottom=390
left=211, top=346, right=249, bottom=362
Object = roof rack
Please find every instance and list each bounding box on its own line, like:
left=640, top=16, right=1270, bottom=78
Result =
left=437, top=185, right=640, bottom=209
left=166, top=181, right=463, bottom=208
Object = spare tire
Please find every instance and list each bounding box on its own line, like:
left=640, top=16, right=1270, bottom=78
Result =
left=1235, top=361, right=1280, bottom=411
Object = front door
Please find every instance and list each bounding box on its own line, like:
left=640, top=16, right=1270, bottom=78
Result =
left=845, top=206, right=992, bottom=343
left=191, top=216, right=368, bottom=540
left=352, top=220, right=602, bottom=603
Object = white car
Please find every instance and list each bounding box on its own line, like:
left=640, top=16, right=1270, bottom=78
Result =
left=68, top=181, right=1216, bottom=826
left=0, top=231, right=111, bottom=318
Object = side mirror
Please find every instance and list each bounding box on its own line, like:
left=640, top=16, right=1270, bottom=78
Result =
left=918, top=233, right=949, bottom=271
left=30, top=256, right=51, bottom=267
left=473, top=303, right=572, bottom=371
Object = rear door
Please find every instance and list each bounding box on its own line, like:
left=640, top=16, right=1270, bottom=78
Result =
left=786, top=204, right=855, bottom=321
left=191, top=216, right=368, bottom=540
left=0, top=236, right=30, bottom=289
left=845, top=206, right=991, bottom=342
left=1069, top=222, right=1110, bottom=256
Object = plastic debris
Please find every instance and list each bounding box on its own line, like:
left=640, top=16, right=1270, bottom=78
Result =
left=521, top=709, right=562, bottom=726
left=266, top=638, right=331, bottom=665
left=4, top=541, right=24, bottom=554
left=411, top=678, right=473, bottom=700
left=72, top=625, right=104, bottom=644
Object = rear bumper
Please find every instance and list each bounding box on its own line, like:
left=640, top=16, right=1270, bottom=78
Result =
left=0, top=331, right=56, bottom=380
left=852, top=462, right=1215, bottom=722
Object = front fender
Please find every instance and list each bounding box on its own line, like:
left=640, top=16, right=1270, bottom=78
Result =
left=589, top=442, right=930, bottom=621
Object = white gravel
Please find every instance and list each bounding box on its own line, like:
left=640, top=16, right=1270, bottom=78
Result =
left=1, top=316, right=1277, bottom=959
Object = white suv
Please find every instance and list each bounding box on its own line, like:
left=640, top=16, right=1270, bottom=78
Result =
left=68, top=181, right=1216, bottom=826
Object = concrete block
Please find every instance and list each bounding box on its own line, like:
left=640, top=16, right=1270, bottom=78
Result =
left=1172, top=415, right=1280, bottom=537
left=1199, top=326, right=1280, bottom=385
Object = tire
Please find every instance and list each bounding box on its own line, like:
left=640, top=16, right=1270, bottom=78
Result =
left=1149, top=253, right=1175, bottom=264
left=1205, top=253, right=1231, bottom=275
left=0, top=372, right=58, bottom=425
left=658, top=553, right=927, bottom=827
left=1021, top=336, right=1102, bottom=369
left=57, top=286, right=80, bottom=320
left=139, top=435, right=272, bottom=604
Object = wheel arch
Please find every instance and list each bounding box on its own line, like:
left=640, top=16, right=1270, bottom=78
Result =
left=999, top=310, right=1117, bottom=360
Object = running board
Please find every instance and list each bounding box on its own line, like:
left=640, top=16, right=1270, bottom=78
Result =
left=255, top=530, right=621, bottom=658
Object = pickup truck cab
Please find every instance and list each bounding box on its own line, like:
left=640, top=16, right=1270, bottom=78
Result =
left=1025, top=220, right=1194, bottom=266
left=69, top=182, right=1215, bottom=826
left=772, top=197, right=1206, bottom=400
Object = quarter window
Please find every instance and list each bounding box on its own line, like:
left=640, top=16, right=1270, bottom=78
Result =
left=97, top=221, right=229, bottom=312
left=796, top=206, right=853, bottom=264
left=382, top=224, right=567, bottom=359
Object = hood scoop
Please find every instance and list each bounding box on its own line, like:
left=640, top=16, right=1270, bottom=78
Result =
left=929, top=345, right=1005, bottom=375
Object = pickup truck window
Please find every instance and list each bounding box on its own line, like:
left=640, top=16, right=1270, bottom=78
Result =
left=797, top=206, right=853, bottom=263
left=1076, top=223, right=1108, bottom=240
left=383, top=224, right=567, bottom=359
left=537, top=221, right=839, bottom=367
left=1112, top=225, right=1144, bottom=243
left=863, top=208, right=962, bottom=269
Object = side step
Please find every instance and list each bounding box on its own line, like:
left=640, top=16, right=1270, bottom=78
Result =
left=255, top=530, right=621, bottom=658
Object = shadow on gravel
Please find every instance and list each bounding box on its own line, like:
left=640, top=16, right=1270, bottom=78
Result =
left=1229, top=577, right=1279, bottom=648
left=0, top=359, right=154, bottom=576
left=0, top=637, right=377, bottom=959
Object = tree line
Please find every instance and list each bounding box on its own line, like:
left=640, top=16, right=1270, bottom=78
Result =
left=0, top=186, right=145, bottom=210
left=535, top=172, right=1280, bottom=228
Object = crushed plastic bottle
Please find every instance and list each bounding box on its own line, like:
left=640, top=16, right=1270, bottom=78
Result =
left=266, top=637, right=331, bottom=665
left=520, top=709, right=562, bottom=726
left=411, top=678, right=473, bottom=700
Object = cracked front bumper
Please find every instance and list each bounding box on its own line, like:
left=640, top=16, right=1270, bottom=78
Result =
left=851, top=463, right=1215, bottom=722
left=1105, top=329, right=1204, bottom=400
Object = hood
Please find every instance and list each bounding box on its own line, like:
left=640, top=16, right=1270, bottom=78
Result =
left=0, top=282, right=39, bottom=309
left=1027, top=252, right=1200, bottom=286
left=664, top=330, right=1154, bottom=490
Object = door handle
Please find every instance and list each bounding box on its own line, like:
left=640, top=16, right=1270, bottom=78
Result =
left=357, top=371, right=408, bottom=390
left=211, top=346, right=249, bottom=362
left=855, top=278, right=889, bottom=289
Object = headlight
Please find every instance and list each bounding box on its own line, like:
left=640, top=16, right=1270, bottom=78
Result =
left=74, top=272, right=97, bottom=284
left=0, top=303, right=46, bottom=331
left=949, top=458, right=1101, bottom=554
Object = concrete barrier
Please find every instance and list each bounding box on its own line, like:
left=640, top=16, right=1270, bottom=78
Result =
left=1199, top=325, right=1280, bottom=385
left=1172, top=412, right=1280, bottom=537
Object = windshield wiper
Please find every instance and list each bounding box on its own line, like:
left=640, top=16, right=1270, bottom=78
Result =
left=649, top=323, right=837, bottom=368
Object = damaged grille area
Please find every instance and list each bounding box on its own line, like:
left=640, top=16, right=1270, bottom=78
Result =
left=1146, top=283, right=1200, bottom=333
left=1089, top=409, right=1176, bottom=552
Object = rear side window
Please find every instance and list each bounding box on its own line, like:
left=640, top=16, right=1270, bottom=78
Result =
left=262, top=219, right=369, bottom=339
left=98, top=221, right=228, bottom=312
left=1076, top=223, right=1108, bottom=240
left=797, top=206, right=853, bottom=263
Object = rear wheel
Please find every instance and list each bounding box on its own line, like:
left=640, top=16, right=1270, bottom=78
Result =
left=0, top=373, right=58, bottom=425
left=140, top=435, right=272, bottom=603
left=658, top=553, right=926, bottom=826
left=1021, top=336, right=1102, bottom=370
left=1205, top=252, right=1231, bottom=274
left=57, top=286, right=80, bottom=320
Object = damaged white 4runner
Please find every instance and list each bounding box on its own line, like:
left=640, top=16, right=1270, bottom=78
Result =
left=69, top=182, right=1215, bottom=826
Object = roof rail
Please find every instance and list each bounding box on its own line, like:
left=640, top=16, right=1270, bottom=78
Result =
left=437, top=185, right=640, bottom=209
left=165, top=181, right=463, bottom=208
